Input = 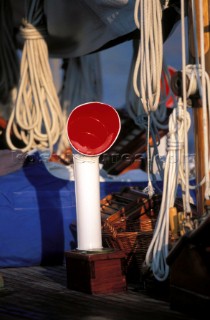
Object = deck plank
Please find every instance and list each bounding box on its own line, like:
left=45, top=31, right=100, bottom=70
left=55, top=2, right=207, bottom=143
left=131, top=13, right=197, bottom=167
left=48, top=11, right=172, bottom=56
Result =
left=0, top=266, right=194, bottom=320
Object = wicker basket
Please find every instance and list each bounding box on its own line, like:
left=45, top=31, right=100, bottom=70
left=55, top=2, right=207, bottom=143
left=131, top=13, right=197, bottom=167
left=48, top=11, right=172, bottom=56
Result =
left=101, top=187, right=161, bottom=275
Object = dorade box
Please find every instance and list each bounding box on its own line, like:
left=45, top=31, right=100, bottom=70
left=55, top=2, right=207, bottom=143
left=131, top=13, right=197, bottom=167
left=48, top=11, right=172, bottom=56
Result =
left=65, top=249, right=127, bottom=294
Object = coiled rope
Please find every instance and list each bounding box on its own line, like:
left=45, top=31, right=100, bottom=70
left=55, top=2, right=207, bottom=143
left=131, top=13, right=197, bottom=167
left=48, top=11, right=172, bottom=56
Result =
left=127, top=40, right=177, bottom=130
left=6, top=0, right=63, bottom=152
left=131, top=0, right=165, bottom=197
left=145, top=100, right=191, bottom=281
left=145, top=0, right=210, bottom=281
left=133, top=0, right=163, bottom=113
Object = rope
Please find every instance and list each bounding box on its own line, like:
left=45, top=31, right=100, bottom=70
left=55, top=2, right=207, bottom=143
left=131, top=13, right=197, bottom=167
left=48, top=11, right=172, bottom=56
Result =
left=145, top=0, right=210, bottom=281
left=6, top=0, right=63, bottom=153
left=145, top=100, right=191, bottom=281
left=160, top=1, right=170, bottom=10
left=144, top=112, right=155, bottom=198
left=133, top=0, right=163, bottom=113
left=180, top=0, right=191, bottom=213
left=180, top=64, right=210, bottom=193
left=131, top=1, right=172, bottom=197
left=126, top=49, right=177, bottom=185
left=127, top=46, right=176, bottom=130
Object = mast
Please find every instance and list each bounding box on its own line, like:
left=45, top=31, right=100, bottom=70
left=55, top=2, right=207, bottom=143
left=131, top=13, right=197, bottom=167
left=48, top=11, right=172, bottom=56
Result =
left=188, top=0, right=210, bottom=216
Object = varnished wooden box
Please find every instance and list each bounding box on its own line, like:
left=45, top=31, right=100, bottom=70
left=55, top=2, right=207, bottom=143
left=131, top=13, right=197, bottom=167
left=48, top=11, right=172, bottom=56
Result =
left=65, top=249, right=127, bottom=294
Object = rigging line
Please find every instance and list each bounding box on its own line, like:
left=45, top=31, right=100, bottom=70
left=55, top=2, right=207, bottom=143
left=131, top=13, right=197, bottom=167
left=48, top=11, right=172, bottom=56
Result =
left=133, top=0, right=163, bottom=113
left=145, top=101, right=191, bottom=281
left=132, top=0, right=164, bottom=196
left=143, top=112, right=155, bottom=198
left=143, top=0, right=194, bottom=277
left=149, top=125, right=165, bottom=180
left=181, top=0, right=191, bottom=213
left=127, top=39, right=172, bottom=131
left=145, top=0, right=210, bottom=281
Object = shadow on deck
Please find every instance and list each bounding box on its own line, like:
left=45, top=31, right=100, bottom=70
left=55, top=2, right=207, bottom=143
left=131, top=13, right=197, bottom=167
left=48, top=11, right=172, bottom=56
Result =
left=0, top=265, right=195, bottom=320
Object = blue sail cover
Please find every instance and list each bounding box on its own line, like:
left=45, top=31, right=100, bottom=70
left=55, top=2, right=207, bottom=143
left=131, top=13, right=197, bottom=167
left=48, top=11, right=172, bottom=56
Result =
left=0, top=153, right=149, bottom=267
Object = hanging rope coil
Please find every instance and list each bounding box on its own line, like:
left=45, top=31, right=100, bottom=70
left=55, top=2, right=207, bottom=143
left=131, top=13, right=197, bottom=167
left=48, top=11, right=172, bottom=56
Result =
left=130, top=1, right=168, bottom=198
left=145, top=101, right=191, bottom=281
left=145, top=0, right=210, bottom=281
left=145, top=0, right=192, bottom=282
left=6, top=0, right=63, bottom=152
left=133, top=0, right=163, bottom=113
left=130, top=0, right=176, bottom=126
left=127, top=43, right=176, bottom=130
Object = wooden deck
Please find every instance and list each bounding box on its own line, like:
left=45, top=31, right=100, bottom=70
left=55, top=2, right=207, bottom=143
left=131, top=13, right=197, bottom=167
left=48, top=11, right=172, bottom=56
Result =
left=0, top=265, right=197, bottom=320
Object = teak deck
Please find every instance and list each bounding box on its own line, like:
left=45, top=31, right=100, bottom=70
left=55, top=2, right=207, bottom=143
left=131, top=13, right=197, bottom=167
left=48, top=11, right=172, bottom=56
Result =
left=0, top=265, right=197, bottom=320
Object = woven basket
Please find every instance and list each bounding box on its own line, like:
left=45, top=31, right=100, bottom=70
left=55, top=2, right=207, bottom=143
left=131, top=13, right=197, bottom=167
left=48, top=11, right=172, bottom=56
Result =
left=101, top=187, right=161, bottom=274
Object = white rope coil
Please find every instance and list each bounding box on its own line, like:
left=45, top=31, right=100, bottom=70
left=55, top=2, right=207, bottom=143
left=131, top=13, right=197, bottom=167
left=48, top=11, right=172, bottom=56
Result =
left=133, top=0, right=163, bottom=113
left=145, top=101, right=191, bottom=281
left=6, top=0, right=63, bottom=153
left=127, top=44, right=177, bottom=130
left=132, top=0, right=165, bottom=198
left=145, top=0, right=210, bottom=282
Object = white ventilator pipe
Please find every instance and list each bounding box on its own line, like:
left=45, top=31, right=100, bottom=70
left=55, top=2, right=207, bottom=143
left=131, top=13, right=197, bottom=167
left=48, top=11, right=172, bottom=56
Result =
left=67, top=102, right=121, bottom=252
left=73, top=154, right=102, bottom=250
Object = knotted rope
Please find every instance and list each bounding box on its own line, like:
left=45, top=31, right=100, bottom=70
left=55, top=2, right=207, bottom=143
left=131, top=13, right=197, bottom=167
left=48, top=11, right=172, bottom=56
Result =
left=6, top=0, right=63, bottom=152
left=145, top=101, right=191, bottom=281
left=131, top=0, right=165, bottom=197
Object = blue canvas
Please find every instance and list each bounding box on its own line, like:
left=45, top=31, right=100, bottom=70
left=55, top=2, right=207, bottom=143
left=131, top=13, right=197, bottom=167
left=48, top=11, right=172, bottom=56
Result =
left=0, top=153, right=150, bottom=267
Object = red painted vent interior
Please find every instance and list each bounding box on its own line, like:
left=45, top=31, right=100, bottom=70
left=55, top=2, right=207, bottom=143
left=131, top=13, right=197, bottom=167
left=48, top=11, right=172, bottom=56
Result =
left=67, top=102, right=121, bottom=156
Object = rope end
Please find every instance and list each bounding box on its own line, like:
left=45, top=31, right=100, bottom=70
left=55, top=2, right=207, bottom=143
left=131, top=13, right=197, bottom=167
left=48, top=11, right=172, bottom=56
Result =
left=143, top=181, right=155, bottom=198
